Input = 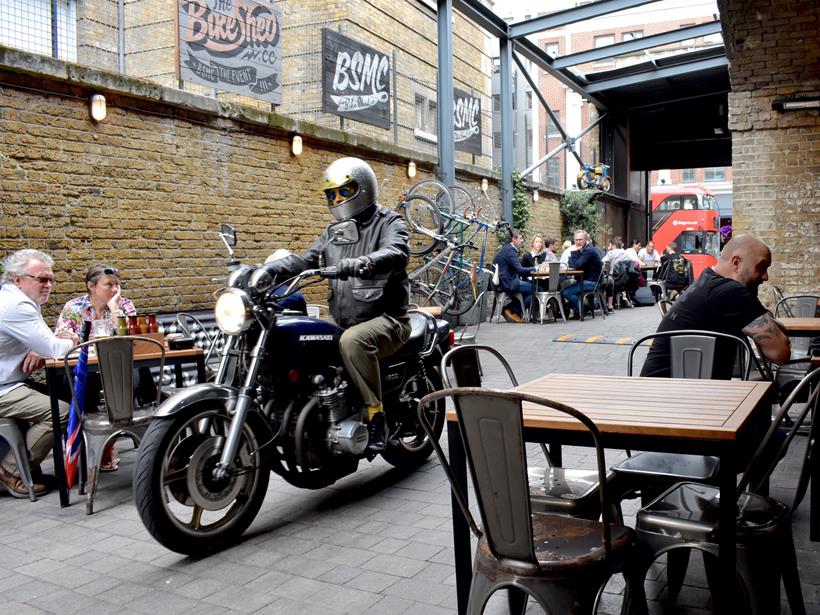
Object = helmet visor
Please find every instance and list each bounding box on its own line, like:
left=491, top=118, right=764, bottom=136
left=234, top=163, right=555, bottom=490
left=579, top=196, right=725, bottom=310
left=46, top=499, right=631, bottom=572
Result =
left=325, top=182, right=358, bottom=204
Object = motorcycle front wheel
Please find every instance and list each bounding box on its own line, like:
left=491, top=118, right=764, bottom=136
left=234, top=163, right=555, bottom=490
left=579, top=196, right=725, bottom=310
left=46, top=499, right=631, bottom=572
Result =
left=381, top=366, right=445, bottom=468
left=134, top=405, right=270, bottom=556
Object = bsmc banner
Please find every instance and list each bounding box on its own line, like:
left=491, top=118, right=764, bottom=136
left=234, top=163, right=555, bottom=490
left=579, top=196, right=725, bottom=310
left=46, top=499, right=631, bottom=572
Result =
left=454, top=88, right=481, bottom=155
left=322, top=29, right=390, bottom=129
left=179, top=0, right=282, bottom=104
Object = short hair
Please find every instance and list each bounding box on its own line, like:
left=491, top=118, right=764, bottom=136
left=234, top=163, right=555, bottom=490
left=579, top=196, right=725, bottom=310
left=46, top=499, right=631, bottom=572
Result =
left=85, top=263, right=120, bottom=286
left=2, top=249, right=53, bottom=284
left=668, top=241, right=677, bottom=251
left=544, top=236, right=556, bottom=246
left=612, top=236, right=624, bottom=249
left=511, top=228, right=523, bottom=240
left=573, top=229, right=587, bottom=239
left=631, top=239, right=641, bottom=247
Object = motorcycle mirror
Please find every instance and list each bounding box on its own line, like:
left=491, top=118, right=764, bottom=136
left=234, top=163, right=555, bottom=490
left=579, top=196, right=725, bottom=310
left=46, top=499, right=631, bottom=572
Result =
left=220, top=223, right=237, bottom=247
left=328, top=220, right=359, bottom=245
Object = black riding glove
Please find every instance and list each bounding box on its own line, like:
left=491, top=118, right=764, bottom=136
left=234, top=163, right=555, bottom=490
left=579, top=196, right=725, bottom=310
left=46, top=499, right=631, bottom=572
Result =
left=337, top=256, right=374, bottom=280
left=250, top=262, right=284, bottom=292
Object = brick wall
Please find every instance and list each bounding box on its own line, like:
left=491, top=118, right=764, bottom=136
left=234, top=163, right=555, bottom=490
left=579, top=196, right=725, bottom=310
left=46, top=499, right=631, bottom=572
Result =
left=718, top=0, right=820, bottom=295
left=0, top=48, right=554, bottom=322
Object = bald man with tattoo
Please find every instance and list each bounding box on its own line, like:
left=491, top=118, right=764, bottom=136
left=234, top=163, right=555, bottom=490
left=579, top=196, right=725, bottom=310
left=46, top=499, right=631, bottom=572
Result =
left=641, top=235, right=790, bottom=378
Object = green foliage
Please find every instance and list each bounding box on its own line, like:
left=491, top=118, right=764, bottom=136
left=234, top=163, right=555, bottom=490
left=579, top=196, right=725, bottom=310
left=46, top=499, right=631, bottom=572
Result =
left=559, top=190, right=603, bottom=242
left=511, top=170, right=531, bottom=234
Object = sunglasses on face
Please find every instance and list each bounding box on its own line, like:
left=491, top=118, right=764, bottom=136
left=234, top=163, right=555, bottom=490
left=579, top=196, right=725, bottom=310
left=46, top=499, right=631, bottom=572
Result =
left=325, top=185, right=355, bottom=201
left=23, top=274, right=55, bottom=285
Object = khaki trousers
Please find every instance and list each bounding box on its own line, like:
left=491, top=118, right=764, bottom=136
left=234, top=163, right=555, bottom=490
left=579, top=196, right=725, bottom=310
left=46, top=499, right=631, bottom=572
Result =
left=0, top=385, right=69, bottom=474
left=339, top=314, right=412, bottom=408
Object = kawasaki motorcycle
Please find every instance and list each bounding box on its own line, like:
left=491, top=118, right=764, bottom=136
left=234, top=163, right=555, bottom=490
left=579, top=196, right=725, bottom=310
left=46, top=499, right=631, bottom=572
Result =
left=134, top=222, right=450, bottom=556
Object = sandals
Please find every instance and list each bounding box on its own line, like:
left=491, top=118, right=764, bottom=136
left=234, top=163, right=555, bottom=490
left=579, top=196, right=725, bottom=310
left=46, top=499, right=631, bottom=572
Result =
left=100, top=457, right=120, bottom=472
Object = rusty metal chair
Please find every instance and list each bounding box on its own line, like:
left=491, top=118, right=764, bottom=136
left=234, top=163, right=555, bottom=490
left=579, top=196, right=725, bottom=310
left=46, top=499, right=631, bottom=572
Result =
left=635, top=366, right=820, bottom=614
left=418, top=387, right=646, bottom=615
left=440, top=344, right=612, bottom=521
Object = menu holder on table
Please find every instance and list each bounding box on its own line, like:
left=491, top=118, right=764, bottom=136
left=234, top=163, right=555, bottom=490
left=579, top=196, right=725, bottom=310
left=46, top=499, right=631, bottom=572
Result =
left=132, top=332, right=166, bottom=355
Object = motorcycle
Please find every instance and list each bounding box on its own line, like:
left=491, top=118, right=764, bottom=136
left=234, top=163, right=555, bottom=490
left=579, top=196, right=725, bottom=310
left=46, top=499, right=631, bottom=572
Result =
left=134, top=221, right=451, bottom=556
left=576, top=162, right=611, bottom=192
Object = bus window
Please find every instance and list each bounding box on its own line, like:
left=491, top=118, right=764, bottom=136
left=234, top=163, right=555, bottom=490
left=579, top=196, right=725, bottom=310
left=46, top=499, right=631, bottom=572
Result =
left=678, top=231, right=720, bottom=256
left=682, top=195, right=698, bottom=210
left=702, top=195, right=718, bottom=210
left=703, top=231, right=720, bottom=257
left=658, top=196, right=681, bottom=211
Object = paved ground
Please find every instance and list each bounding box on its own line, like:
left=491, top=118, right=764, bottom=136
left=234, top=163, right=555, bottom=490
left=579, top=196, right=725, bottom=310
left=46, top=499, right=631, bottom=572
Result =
left=1, top=304, right=817, bottom=614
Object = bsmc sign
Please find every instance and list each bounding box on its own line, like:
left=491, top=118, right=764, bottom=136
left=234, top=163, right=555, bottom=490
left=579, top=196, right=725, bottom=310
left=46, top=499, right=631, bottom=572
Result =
left=178, top=0, right=283, bottom=104
left=453, top=88, right=481, bottom=155
left=322, top=29, right=390, bottom=129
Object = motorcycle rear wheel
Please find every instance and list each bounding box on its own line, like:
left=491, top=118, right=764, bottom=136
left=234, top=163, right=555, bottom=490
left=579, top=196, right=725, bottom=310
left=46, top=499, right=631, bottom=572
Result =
left=381, top=366, right=445, bottom=468
left=134, top=405, right=270, bottom=556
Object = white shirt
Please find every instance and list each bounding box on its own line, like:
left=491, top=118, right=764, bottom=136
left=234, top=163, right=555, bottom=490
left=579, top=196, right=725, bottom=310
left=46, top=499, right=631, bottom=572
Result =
left=0, top=284, right=73, bottom=396
left=639, top=248, right=659, bottom=264
left=559, top=246, right=576, bottom=264
left=602, top=248, right=633, bottom=273
left=624, top=248, right=640, bottom=262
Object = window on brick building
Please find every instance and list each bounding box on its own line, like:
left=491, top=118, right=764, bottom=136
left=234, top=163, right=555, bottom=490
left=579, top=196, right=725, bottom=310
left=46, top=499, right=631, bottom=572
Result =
left=682, top=168, right=696, bottom=183
left=704, top=167, right=726, bottom=181
left=0, top=0, right=76, bottom=61
left=546, top=158, right=561, bottom=187
left=415, top=94, right=437, bottom=137
left=544, top=42, right=559, bottom=57
left=622, top=30, right=643, bottom=41
left=493, top=132, right=501, bottom=149
left=526, top=91, right=532, bottom=110
left=547, top=111, right=561, bottom=136
left=493, top=94, right=500, bottom=112
left=594, top=34, right=615, bottom=48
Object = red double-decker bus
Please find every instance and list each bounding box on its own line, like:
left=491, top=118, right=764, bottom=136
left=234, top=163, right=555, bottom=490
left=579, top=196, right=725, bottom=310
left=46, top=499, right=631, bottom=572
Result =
left=650, top=185, right=721, bottom=279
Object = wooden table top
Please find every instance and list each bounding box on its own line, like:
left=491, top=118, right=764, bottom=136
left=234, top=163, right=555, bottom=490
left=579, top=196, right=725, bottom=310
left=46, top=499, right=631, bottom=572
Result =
left=531, top=268, right=581, bottom=277
left=446, top=373, right=772, bottom=441
left=45, top=347, right=204, bottom=369
left=778, top=317, right=820, bottom=334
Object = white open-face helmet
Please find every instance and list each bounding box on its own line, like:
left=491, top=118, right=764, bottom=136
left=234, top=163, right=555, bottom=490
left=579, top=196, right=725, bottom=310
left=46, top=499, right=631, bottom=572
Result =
left=320, top=157, right=378, bottom=221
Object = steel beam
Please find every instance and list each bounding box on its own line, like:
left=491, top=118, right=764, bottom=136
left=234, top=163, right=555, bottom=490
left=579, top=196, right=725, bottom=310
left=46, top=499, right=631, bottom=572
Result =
left=509, top=0, right=659, bottom=39
left=499, top=37, right=513, bottom=224
left=436, top=0, right=455, bottom=186
left=585, top=56, right=728, bottom=93
left=452, top=0, right=509, bottom=39
left=552, top=21, right=723, bottom=69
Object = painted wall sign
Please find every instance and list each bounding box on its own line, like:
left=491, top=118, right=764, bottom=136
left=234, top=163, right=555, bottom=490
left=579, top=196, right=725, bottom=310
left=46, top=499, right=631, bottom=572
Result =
left=454, top=87, right=482, bottom=155
left=179, top=0, right=282, bottom=104
left=322, top=29, right=390, bottom=129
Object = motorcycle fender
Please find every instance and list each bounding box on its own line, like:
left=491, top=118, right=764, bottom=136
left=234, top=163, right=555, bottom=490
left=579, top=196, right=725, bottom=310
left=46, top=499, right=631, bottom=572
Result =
left=153, top=383, right=239, bottom=418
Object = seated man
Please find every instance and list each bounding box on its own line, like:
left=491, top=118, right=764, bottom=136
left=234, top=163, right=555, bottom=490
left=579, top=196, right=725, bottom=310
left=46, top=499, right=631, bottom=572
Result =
left=601, top=236, right=633, bottom=311
left=642, top=235, right=790, bottom=379
left=561, top=229, right=602, bottom=319
left=492, top=228, right=538, bottom=323
left=653, top=241, right=692, bottom=300
left=0, top=249, right=77, bottom=497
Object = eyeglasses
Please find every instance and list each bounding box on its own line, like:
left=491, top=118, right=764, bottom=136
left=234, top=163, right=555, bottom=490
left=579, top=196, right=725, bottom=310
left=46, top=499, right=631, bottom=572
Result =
left=325, top=185, right=355, bottom=201
left=23, top=274, right=55, bottom=285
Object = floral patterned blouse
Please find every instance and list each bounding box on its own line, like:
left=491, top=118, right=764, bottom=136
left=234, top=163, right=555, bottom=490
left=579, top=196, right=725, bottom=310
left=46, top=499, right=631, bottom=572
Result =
left=54, top=294, right=137, bottom=337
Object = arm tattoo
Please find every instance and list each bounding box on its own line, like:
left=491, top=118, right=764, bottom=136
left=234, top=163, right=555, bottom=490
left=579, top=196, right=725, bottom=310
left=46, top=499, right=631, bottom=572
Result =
left=743, top=312, right=782, bottom=344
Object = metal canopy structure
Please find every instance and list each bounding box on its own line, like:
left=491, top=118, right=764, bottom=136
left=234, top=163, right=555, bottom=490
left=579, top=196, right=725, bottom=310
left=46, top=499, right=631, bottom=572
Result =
left=438, top=0, right=731, bottom=221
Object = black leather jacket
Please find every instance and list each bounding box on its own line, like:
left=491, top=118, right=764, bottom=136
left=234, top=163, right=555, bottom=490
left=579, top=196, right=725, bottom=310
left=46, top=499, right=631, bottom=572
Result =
left=266, top=205, right=410, bottom=329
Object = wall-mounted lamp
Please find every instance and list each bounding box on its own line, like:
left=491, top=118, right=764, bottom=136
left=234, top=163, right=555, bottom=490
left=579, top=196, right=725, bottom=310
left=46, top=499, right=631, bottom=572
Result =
left=291, top=135, right=303, bottom=156
left=481, top=178, right=488, bottom=193
left=532, top=189, right=539, bottom=202
left=89, top=93, right=107, bottom=122
left=407, top=160, right=416, bottom=178
left=772, top=93, right=820, bottom=112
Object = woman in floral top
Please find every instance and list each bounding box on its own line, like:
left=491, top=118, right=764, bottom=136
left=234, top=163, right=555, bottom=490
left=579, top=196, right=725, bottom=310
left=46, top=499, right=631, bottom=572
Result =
left=55, top=264, right=137, bottom=471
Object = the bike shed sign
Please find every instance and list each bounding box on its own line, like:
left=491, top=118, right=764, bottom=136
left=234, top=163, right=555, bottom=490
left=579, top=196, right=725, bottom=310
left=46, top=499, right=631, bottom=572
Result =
left=178, top=0, right=283, bottom=104
left=322, top=29, right=391, bottom=129
left=454, top=88, right=481, bottom=155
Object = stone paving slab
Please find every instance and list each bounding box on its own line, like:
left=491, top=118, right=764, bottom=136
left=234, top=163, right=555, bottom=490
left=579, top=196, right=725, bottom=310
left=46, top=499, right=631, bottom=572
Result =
left=1, top=304, right=817, bottom=614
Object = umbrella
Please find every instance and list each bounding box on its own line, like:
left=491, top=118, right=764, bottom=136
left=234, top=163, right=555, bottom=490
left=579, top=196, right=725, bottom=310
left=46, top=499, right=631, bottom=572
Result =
left=64, top=322, right=91, bottom=489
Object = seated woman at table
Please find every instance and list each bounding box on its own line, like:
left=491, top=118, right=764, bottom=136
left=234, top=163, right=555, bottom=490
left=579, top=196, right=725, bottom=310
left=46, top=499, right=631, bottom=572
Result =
left=55, top=264, right=137, bottom=472
left=520, top=234, right=550, bottom=292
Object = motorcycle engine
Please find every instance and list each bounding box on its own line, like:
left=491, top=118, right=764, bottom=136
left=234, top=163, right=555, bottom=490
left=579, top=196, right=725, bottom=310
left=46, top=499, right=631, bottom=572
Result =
left=313, top=374, right=368, bottom=456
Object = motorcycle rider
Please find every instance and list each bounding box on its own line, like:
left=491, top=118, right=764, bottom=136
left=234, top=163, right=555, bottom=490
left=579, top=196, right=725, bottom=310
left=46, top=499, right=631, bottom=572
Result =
left=252, top=157, right=412, bottom=450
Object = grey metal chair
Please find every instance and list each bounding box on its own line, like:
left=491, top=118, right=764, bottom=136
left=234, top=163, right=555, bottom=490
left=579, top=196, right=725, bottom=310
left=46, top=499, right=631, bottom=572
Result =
left=534, top=261, right=567, bottom=323
left=64, top=336, right=164, bottom=514
left=492, top=290, right=527, bottom=323
left=579, top=268, right=607, bottom=321
left=635, top=366, right=820, bottom=614
left=440, top=345, right=613, bottom=521
left=418, top=386, right=646, bottom=615
left=455, top=291, right=485, bottom=345
left=774, top=294, right=820, bottom=357
left=0, top=418, right=37, bottom=501
left=656, top=298, right=673, bottom=317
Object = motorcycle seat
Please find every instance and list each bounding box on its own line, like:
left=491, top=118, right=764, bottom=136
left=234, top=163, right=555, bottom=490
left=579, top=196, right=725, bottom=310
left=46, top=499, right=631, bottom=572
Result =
left=395, top=311, right=433, bottom=357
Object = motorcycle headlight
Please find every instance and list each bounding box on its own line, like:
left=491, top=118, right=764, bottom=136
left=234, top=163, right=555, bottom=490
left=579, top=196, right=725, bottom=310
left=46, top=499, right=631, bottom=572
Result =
left=215, top=289, right=253, bottom=335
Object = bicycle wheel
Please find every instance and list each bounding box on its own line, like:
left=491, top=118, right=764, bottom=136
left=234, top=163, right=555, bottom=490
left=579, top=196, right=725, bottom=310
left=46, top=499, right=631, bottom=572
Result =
left=407, top=179, right=454, bottom=217
left=398, top=194, right=441, bottom=256
left=448, top=185, right=476, bottom=221
left=446, top=265, right=478, bottom=316
left=410, top=263, right=456, bottom=312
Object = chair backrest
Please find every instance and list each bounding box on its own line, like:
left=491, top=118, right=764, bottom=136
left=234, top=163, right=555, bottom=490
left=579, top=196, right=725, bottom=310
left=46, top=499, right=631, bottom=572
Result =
left=547, top=260, right=562, bottom=293
left=628, top=329, right=751, bottom=380
left=64, top=336, right=165, bottom=423
left=417, top=387, right=615, bottom=562
left=774, top=295, right=820, bottom=319
left=657, top=299, right=673, bottom=317
left=455, top=291, right=485, bottom=344
left=441, top=344, right=518, bottom=388
left=739, top=366, right=820, bottom=510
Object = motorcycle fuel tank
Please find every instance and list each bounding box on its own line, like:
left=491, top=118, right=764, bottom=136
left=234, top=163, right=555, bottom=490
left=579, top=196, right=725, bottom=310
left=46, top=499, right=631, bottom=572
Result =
left=266, top=314, right=344, bottom=379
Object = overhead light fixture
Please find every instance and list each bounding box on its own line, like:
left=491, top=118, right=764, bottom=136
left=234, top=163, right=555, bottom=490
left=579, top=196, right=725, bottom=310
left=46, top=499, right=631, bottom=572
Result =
left=291, top=135, right=303, bottom=156
left=481, top=178, right=488, bottom=193
left=407, top=160, right=416, bottom=178
left=89, top=93, right=107, bottom=122
left=532, top=189, right=539, bottom=202
left=772, top=93, right=820, bottom=112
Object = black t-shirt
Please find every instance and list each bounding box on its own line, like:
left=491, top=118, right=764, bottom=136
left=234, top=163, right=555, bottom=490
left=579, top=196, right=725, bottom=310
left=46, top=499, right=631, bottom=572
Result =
left=640, top=268, right=766, bottom=379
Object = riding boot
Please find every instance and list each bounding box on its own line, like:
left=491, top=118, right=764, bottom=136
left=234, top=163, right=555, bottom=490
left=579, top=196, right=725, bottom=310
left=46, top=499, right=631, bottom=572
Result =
left=366, top=403, right=388, bottom=452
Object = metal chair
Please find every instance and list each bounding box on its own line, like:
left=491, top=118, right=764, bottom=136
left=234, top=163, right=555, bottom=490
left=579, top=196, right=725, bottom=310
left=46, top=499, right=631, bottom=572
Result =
left=0, top=418, right=37, bottom=501
left=656, top=298, right=673, bottom=317
left=635, top=366, right=820, bottom=613
left=579, top=268, right=607, bottom=321
left=775, top=294, right=820, bottom=357
left=534, top=261, right=567, bottom=323
left=454, top=291, right=485, bottom=345
left=440, top=345, right=612, bottom=521
left=64, top=336, right=165, bottom=514
left=612, top=330, right=753, bottom=504
left=418, top=386, right=647, bottom=615
left=492, top=290, right=527, bottom=323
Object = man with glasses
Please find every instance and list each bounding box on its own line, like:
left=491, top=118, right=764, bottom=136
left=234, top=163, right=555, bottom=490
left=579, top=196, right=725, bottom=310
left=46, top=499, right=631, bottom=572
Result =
left=252, top=157, right=411, bottom=452
left=0, top=249, right=78, bottom=497
left=561, top=230, right=603, bottom=319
